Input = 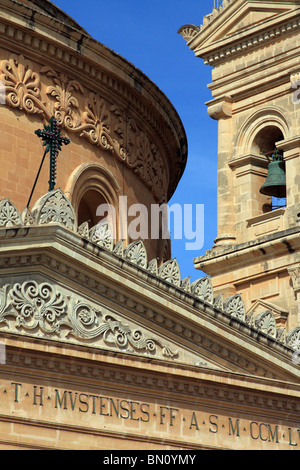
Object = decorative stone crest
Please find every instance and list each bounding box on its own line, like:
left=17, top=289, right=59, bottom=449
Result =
left=0, top=199, right=21, bottom=227
left=31, top=189, right=76, bottom=231
left=286, top=327, right=300, bottom=351
left=254, top=310, right=277, bottom=339
left=224, top=294, right=245, bottom=321
left=89, top=222, right=114, bottom=251
left=158, top=259, right=181, bottom=287
left=191, top=277, right=214, bottom=304
left=124, top=241, right=148, bottom=269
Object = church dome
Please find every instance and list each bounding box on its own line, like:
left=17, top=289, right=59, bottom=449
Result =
left=0, top=0, right=187, bottom=261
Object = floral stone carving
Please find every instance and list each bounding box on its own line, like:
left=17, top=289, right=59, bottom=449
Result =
left=0, top=54, right=46, bottom=115
left=124, top=241, right=148, bottom=269
left=158, top=259, right=181, bottom=287
left=89, top=222, right=114, bottom=251
left=191, top=277, right=214, bottom=304
left=286, top=327, right=300, bottom=351
left=224, top=294, right=246, bottom=321
left=0, top=199, right=21, bottom=227
left=254, top=310, right=277, bottom=339
left=0, top=280, right=178, bottom=359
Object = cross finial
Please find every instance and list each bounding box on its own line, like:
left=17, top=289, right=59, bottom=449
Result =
left=35, top=116, right=71, bottom=191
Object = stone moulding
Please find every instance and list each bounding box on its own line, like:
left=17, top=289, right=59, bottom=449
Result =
left=0, top=189, right=299, bottom=357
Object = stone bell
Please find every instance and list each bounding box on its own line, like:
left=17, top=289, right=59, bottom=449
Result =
left=260, top=149, right=286, bottom=198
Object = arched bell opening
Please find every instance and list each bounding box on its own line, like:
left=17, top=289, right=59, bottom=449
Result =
left=251, top=125, right=286, bottom=212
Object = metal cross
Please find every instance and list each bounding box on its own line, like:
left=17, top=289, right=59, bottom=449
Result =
left=35, top=116, right=71, bottom=192
left=26, top=117, right=70, bottom=209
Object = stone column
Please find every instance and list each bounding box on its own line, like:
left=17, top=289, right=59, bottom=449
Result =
left=207, top=95, right=235, bottom=247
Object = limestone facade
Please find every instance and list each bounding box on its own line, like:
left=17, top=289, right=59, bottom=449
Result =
left=180, top=0, right=300, bottom=333
left=0, top=0, right=299, bottom=450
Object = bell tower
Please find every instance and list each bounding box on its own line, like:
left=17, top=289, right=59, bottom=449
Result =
left=179, top=0, right=300, bottom=332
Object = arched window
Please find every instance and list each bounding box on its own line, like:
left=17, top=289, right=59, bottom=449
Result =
left=234, top=107, right=290, bottom=216
left=65, top=162, right=121, bottom=238
left=77, top=189, right=107, bottom=227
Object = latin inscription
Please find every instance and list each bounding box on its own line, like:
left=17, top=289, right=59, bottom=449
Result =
left=4, top=382, right=300, bottom=449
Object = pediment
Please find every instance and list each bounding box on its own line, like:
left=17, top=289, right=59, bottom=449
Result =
left=182, top=0, right=296, bottom=53
left=214, top=4, right=290, bottom=41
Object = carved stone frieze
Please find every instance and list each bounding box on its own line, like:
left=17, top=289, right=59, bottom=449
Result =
left=0, top=279, right=178, bottom=359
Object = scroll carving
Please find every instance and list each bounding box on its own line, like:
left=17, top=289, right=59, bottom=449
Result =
left=0, top=280, right=178, bottom=359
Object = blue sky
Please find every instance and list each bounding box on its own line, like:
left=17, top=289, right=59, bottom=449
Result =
left=52, top=0, right=218, bottom=282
